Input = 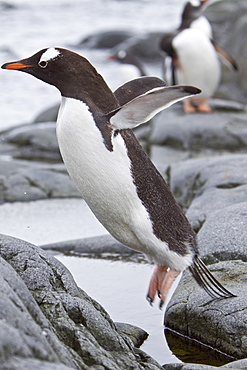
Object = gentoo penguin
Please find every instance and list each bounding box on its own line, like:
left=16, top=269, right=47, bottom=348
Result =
left=2, top=48, right=235, bottom=307
left=160, top=0, right=238, bottom=113
left=178, top=0, right=238, bottom=69
left=179, top=0, right=213, bottom=38
left=109, top=49, right=146, bottom=85
left=161, top=28, right=221, bottom=113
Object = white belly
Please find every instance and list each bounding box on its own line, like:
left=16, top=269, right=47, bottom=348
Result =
left=190, top=16, right=213, bottom=39
left=56, top=97, right=193, bottom=270
left=173, top=28, right=221, bottom=98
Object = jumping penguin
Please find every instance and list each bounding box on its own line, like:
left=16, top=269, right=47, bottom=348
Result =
left=2, top=48, right=235, bottom=307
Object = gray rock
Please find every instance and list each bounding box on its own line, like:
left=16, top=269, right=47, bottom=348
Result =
left=150, top=145, right=188, bottom=176
left=222, top=358, right=247, bottom=368
left=78, top=30, right=136, bottom=49
left=150, top=105, right=247, bottom=153
left=162, top=361, right=247, bottom=370
left=198, top=202, right=247, bottom=263
left=165, top=260, right=247, bottom=360
left=162, top=359, right=247, bottom=370
left=122, top=32, right=163, bottom=62
left=0, top=159, right=80, bottom=204
left=0, top=1, right=16, bottom=10
left=2, top=358, right=75, bottom=370
left=33, top=105, right=59, bottom=123
left=169, top=154, right=247, bottom=228
left=115, top=322, right=148, bottom=348
left=1, top=122, right=61, bottom=162
left=0, top=233, right=163, bottom=370
left=163, top=363, right=219, bottom=370
left=205, top=0, right=247, bottom=103
left=41, top=234, right=143, bottom=261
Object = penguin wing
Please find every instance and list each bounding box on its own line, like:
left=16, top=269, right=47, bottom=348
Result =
left=114, top=76, right=167, bottom=106
left=213, top=41, right=238, bottom=71
left=109, top=85, right=201, bottom=129
left=163, top=56, right=178, bottom=85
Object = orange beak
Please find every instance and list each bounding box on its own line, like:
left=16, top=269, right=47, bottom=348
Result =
left=1, top=62, right=33, bottom=70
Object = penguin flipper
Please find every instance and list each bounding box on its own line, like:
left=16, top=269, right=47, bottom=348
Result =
left=213, top=41, right=238, bottom=71
left=110, top=85, right=201, bottom=130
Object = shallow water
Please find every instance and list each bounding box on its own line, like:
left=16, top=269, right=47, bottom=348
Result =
left=55, top=254, right=181, bottom=366
left=0, top=198, right=107, bottom=245
left=0, top=196, right=181, bottom=365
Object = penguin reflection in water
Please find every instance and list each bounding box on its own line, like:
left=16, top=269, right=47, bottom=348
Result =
left=2, top=48, right=235, bottom=307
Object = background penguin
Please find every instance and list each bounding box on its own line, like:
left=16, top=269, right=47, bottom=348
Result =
left=2, top=48, right=235, bottom=307
left=179, top=0, right=238, bottom=68
left=161, top=28, right=221, bottom=113
left=109, top=49, right=146, bottom=85
left=179, top=0, right=212, bottom=38
left=160, top=0, right=238, bottom=113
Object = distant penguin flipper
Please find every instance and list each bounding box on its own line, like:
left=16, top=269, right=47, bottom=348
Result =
left=163, top=56, right=177, bottom=85
left=213, top=42, right=238, bottom=71
left=109, top=85, right=201, bottom=130
left=189, top=255, right=236, bottom=299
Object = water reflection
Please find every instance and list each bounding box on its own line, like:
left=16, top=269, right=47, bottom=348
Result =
left=165, top=327, right=236, bottom=366
left=55, top=254, right=180, bottom=366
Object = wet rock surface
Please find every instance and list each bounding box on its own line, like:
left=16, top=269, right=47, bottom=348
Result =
left=1, top=122, right=61, bottom=162
left=0, top=159, right=79, bottom=204
left=164, top=261, right=247, bottom=358
left=0, top=233, right=162, bottom=370
left=41, top=234, right=143, bottom=261
left=1, top=1, right=247, bottom=368
left=151, top=105, right=247, bottom=154
left=163, top=358, right=247, bottom=370
left=204, top=0, right=247, bottom=103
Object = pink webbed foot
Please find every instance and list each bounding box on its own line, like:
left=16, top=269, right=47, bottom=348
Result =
left=183, top=98, right=212, bottom=113
left=196, top=99, right=212, bottom=113
left=147, top=265, right=181, bottom=309
left=183, top=99, right=197, bottom=113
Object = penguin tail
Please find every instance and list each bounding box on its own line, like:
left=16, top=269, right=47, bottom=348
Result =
left=189, top=255, right=236, bottom=299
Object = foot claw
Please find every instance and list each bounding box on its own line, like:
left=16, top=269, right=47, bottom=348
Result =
left=147, top=266, right=181, bottom=308
left=159, top=300, right=164, bottom=310
left=146, top=295, right=153, bottom=306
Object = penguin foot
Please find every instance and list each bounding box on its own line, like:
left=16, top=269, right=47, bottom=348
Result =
left=183, top=99, right=197, bottom=113
left=146, top=265, right=180, bottom=309
left=196, top=99, right=212, bottom=113
left=183, top=98, right=212, bottom=113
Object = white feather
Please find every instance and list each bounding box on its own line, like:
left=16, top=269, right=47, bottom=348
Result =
left=190, top=16, right=213, bottom=39
left=172, top=28, right=221, bottom=98
left=110, top=85, right=200, bottom=130
left=56, top=97, right=193, bottom=270
left=40, top=48, right=60, bottom=63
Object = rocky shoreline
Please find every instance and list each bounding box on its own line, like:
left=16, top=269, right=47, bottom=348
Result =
left=1, top=0, right=247, bottom=368
left=0, top=234, right=161, bottom=370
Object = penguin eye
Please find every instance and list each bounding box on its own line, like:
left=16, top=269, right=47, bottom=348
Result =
left=38, top=60, right=48, bottom=68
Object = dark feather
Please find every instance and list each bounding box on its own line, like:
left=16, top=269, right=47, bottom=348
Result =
left=189, top=255, right=236, bottom=299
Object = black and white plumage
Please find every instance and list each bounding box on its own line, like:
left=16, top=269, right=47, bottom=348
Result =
left=179, top=0, right=213, bottom=38
left=160, top=0, right=238, bottom=113
left=178, top=0, right=238, bottom=69
left=1, top=48, right=235, bottom=307
left=109, top=49, right=146, bottom=85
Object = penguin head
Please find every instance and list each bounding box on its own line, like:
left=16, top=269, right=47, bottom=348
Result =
left=1, top=47, right=99, bottom=94
left=1, top=47, right=118, bottom=110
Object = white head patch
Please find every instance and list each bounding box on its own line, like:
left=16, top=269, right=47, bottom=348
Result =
left=40, top=48, right=60, bottom=63
left=190, top=0, right=200, bottom=6
left=118, top=50, right=127, bottom=59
